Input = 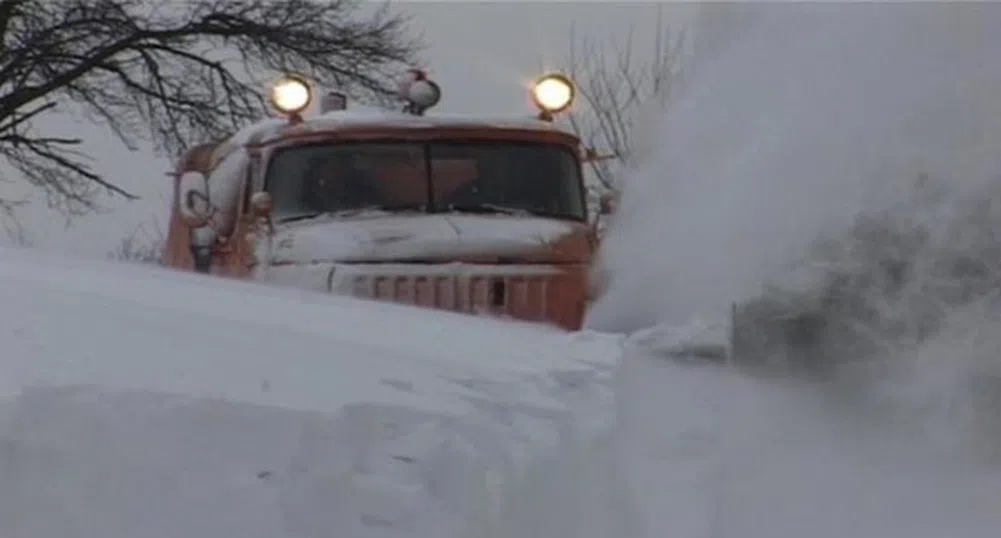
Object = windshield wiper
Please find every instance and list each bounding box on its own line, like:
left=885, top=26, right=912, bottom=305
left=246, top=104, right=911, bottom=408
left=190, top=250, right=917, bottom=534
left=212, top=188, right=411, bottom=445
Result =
left=279, top=205, right=425, bottom=222
left=279, top=212, right=323, bottom=223
left=443, top=203, right=534, bottom=216
left=331, top=203, right=426, bottom=217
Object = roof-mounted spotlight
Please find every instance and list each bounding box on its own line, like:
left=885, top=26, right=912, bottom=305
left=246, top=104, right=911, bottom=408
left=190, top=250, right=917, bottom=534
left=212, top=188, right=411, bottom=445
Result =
left=531, top=73, right=575, bottom=121
left=398, top=68, right=441, bottom=116
left=269, top=75, right=312, bottom=122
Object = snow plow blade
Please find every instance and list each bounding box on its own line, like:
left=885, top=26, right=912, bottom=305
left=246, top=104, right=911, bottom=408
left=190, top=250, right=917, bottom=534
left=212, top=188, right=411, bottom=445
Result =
left=627, top=320, right=730, bottom=364
left=668, top=344, right=728, bottom=363
left=727, top=300, right=830, bottom=374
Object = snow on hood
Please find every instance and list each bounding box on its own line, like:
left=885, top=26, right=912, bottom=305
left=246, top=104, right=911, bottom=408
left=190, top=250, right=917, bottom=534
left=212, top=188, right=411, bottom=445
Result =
left=262, top=213, right=581, bottom=264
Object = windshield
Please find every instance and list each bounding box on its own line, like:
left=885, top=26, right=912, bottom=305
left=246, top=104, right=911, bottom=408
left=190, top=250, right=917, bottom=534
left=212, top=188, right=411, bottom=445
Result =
left=264, top=140, right=587, bottom=222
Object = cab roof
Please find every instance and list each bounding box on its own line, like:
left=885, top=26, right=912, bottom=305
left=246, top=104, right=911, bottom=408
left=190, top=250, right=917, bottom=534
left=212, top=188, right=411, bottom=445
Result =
left=231, top=106, right=580, bottom=148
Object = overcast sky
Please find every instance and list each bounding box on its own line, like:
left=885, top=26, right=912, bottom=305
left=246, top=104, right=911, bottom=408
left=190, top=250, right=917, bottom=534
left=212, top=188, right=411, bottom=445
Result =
left=3, top=1, right=694, bottom=257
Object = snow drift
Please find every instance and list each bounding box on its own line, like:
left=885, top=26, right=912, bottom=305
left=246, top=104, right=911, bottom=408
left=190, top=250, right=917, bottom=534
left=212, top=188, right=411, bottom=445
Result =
left=0, top=245, right=624, bottom=538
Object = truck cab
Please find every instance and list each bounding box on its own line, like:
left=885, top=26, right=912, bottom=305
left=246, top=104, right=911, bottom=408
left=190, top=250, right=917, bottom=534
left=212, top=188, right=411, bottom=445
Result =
left=166, top=70, right=612, bottom=330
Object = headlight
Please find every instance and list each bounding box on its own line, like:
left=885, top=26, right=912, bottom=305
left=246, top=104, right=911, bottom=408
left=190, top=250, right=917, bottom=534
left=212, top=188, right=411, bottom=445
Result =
left=531, top=73, right=575, bottom=114
left=270, top=75, right=312, bottom=115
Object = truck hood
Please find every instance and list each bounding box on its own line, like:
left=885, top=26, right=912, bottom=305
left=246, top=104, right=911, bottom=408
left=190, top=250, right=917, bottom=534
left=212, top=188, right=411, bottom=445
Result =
left=260, top=212, right=592, bottom=265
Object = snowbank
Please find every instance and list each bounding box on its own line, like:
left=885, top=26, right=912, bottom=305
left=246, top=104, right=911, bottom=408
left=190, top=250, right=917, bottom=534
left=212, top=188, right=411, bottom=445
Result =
left=0, top=245, right=624, bottom=538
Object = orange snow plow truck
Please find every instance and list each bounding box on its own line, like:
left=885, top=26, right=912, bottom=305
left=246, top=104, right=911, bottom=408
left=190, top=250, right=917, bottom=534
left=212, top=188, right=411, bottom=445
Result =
left=166, top=70, right=616, bottom=330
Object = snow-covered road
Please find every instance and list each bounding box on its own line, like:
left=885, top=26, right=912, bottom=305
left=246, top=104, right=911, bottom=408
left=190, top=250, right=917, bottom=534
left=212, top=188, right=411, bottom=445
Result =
left=5, top=241, right=1001, bottom=537
left=616, top=341, right=1001, bottom=538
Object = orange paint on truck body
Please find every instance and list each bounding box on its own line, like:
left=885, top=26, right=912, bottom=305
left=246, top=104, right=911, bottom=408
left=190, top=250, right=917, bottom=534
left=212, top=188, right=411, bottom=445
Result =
left=166, top=109, right=601, bottom=331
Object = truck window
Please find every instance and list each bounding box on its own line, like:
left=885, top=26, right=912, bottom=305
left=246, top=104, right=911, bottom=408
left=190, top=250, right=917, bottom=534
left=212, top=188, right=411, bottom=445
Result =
left=429, top=141, right=586, bottom=220
left=265, top=142, right=426, bottom=220
left=264, top=140, right=586, bottom=221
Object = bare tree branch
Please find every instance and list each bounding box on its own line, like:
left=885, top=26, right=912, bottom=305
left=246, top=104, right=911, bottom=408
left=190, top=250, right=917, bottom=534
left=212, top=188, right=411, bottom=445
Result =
left=109, top=217, right=166, bottom=265
left=564, top=6, right=686, bottom=191
left=0, top=195, right=28, bottom=245
left=0, top=0, right=423, bottom=216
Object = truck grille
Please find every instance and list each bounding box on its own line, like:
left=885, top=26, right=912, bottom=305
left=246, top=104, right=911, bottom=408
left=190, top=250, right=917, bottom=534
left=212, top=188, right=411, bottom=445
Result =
left=349, top=273, right=559, bottom=324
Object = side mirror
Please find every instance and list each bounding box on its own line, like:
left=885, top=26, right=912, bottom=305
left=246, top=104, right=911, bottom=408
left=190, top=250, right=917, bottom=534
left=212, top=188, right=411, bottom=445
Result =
left=177, top=171, right=213, bottom=227
left=189, top=225, right=217, bottom=273
left=582, top=147, right=617, bottom=163
left=249, top=191, right=275, bottom=235
left=599, top=191, right=618, bottom=216
left=249, top=191, right=273, bottom=219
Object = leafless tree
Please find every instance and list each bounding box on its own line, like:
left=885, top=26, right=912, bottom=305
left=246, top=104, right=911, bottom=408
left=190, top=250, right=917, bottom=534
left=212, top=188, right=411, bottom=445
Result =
left=1, top=198, right=28, bottom=245
left=108, top=218, right=166, bottom=265
left=564, top=6, right=686, bottom=192
left=0, top=0, right=423, bottom=217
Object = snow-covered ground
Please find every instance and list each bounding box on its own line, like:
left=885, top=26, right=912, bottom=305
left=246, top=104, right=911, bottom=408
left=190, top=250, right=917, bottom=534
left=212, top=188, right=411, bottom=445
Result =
left=617, top=334, right=1001, bottom=538
left=8, top=239, right=1001, bottom=538
left=9, top=4, right=1001, bottom=538
left=0, top=244, right=627, bottom=538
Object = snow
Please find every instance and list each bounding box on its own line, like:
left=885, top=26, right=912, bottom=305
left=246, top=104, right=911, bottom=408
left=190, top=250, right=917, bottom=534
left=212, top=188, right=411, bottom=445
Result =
left=14, top=230, right=1001, bottom=538
left=615, top=350, right=1001, bottom=538
left=587, top=2, right=1001, bottom=331
left=230, top=117, right=289, bottom=146
left=13, top=4, right=1001, bottom=538
left=307, top=110, right=568, bottom=133
left=589, top=3, right=1001, bottom=538
left=0, top=244, right=624, bottom=538
left=203, top=147, right=251, bottom=235
left=230, top=107, right=573, bottom=149
left=260, top=213, right=578, bottom=265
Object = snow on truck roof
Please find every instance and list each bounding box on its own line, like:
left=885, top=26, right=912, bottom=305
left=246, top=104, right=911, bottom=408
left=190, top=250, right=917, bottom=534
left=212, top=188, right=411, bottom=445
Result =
left=228, top=107, right=578, bottom=147
left=201, top=72, right=582, bottom=166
